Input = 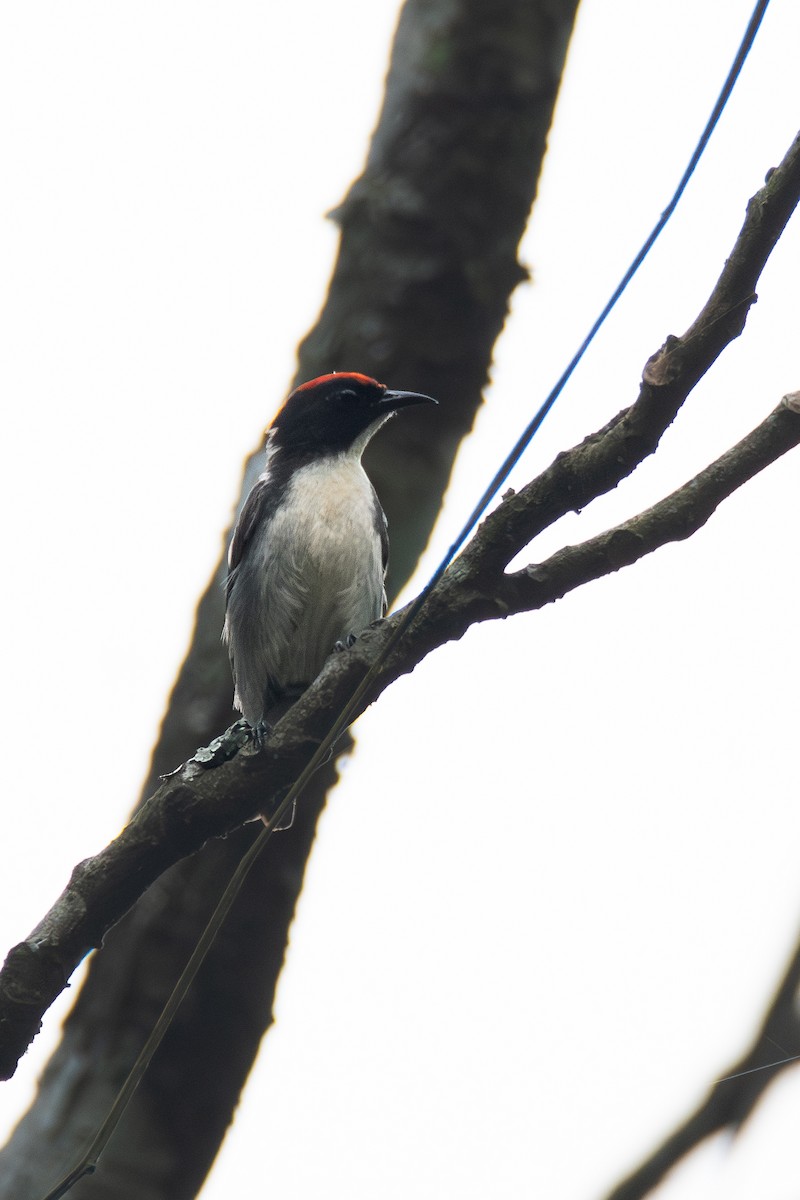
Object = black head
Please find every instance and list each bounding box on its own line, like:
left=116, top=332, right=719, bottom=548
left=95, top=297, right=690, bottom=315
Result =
left=270, top=372, right=437, bottom=457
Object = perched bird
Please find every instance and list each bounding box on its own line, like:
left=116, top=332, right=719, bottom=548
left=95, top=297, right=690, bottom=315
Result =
left=224, top=372, right=437, bottom=743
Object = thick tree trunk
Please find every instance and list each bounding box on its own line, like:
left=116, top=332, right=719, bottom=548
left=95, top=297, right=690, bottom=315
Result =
left=0, top=1, right=581, bottom=1195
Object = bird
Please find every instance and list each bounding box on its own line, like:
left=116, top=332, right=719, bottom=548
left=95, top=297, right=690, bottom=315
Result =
left=223, top=372, right=437, bottom=748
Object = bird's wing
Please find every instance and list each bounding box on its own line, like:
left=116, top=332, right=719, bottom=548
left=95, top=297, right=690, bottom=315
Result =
left=372, top=487, right=389, bottom=575
left=226, top=477, right=275, bottom=593
left=371, top=487, right=389, bottom=618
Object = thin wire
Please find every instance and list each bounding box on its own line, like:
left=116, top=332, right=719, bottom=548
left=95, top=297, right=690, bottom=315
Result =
left=39, top=3, right=771, bottom=1196
left=716, top=1054, right=800, bottom=1085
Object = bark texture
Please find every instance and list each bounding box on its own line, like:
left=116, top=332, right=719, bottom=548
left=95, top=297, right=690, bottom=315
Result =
left=0, top=1, right=581, bottom=1196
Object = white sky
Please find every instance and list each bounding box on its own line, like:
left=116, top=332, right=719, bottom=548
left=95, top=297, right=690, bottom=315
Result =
left=1, top=2, right=799, bottom=1198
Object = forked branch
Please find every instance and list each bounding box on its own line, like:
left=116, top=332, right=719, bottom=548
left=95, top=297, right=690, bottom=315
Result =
left=0, top=133, right=799, bottom=1083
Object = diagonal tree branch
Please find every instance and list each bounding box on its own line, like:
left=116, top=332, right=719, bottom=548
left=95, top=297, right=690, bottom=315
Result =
left=492, top=390, right=800, bottom=617
left=602, top=925, right=800, bottom=1200
left=2, top=380, right=798, bottom=1078
left=1, top=115, right=798, bottom=1079
left=463, top=129, right=800, bottom=577
left=14, top=386, right=800, bottom=1200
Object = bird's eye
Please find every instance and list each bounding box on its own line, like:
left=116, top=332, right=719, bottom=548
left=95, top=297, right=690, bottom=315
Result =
left=338, top=389, right=357, bottom=402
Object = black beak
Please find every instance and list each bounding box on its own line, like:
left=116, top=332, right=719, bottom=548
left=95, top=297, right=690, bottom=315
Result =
left=380, top=388, right=439, bottom=411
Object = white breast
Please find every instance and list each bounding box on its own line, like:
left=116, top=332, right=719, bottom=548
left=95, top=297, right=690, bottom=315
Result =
left=229, top=454, right=386, bottom=724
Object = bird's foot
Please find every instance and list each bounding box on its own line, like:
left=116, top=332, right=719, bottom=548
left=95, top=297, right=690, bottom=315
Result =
left=249, top=720, right=272, bottom=750
left=333, top=632, right=359, bottom=653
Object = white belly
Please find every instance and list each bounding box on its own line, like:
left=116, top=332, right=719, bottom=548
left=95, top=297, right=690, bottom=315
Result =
left=226, top=454, right=386, bottom=724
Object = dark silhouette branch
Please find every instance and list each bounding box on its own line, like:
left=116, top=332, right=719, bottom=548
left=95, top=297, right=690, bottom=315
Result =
left=603, top=930, right=800, bottom=1200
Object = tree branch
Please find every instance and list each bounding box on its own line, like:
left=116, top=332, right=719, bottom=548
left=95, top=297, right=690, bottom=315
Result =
left=2, top=117, right=799, bottom=1081
left=499, top=389, right=800, bottom=607
left=463, top=129, right=800, bottom=577
left=2, top=382, right=798, bottom=1081
left=603, top=926, right=800, bottom=1200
